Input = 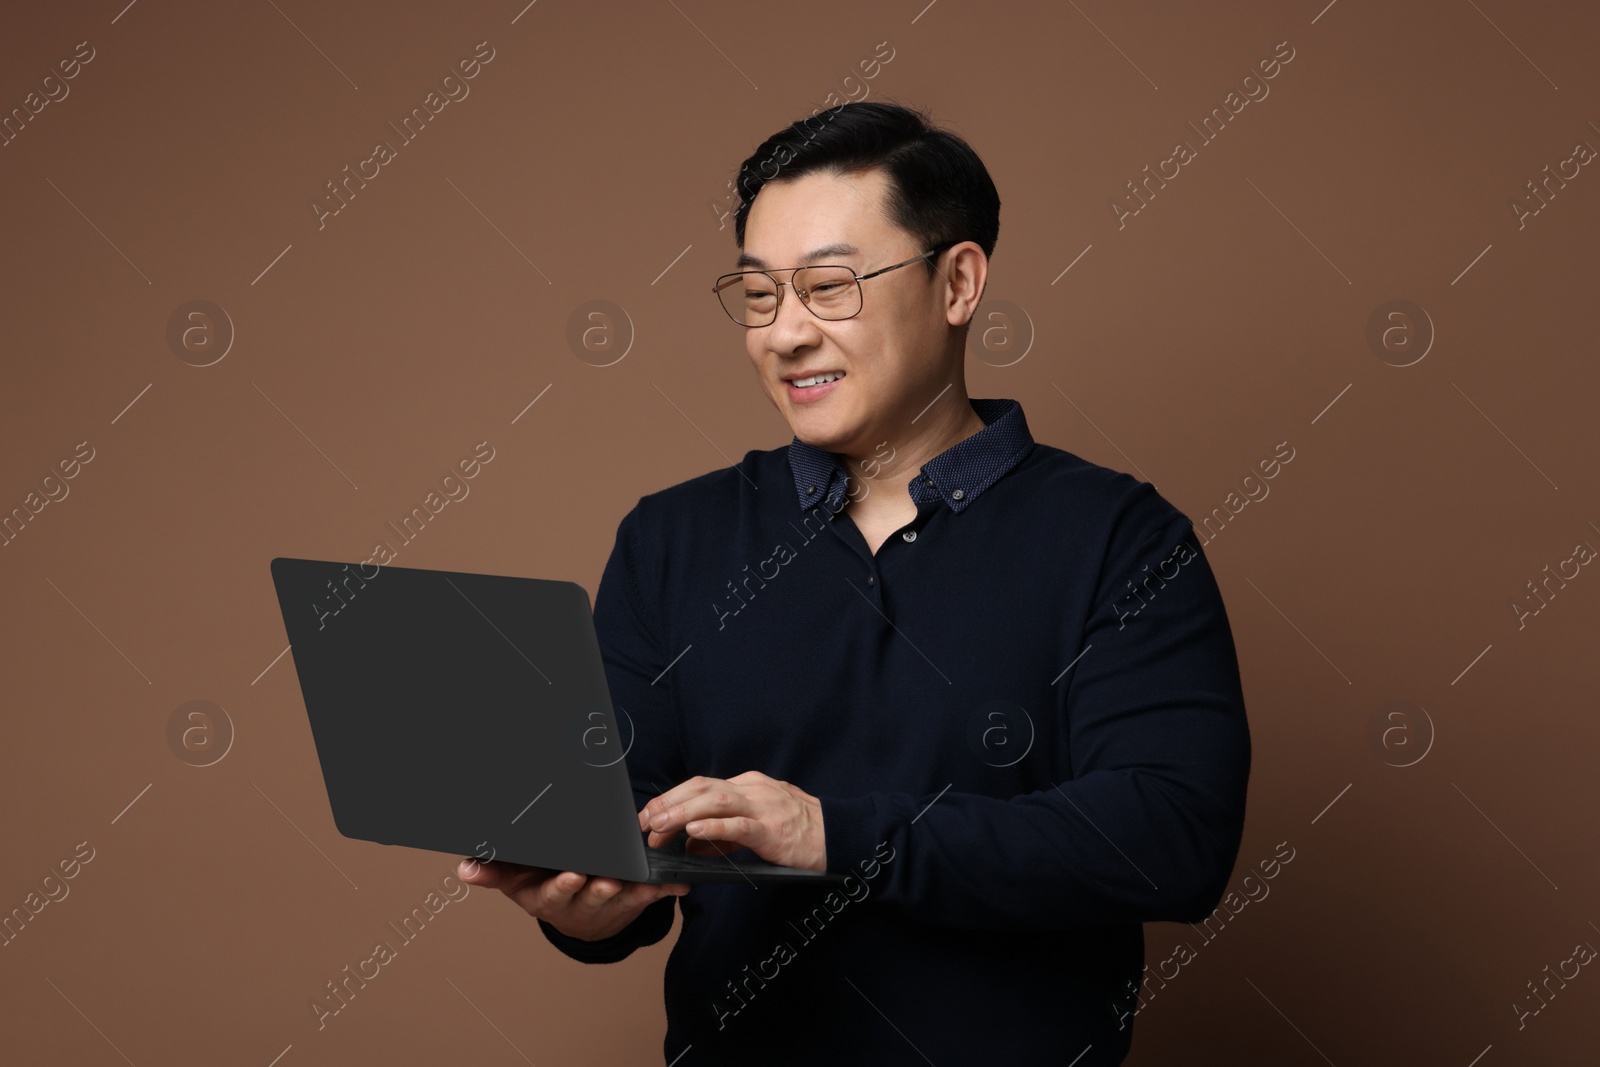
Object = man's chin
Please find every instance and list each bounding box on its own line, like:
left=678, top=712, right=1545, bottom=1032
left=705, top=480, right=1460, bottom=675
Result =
left=779, top=391, right=866, bottom=445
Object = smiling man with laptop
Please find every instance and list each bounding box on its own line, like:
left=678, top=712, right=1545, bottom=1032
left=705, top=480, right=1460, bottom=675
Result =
left=459, top=101, right=1252, bottom=1064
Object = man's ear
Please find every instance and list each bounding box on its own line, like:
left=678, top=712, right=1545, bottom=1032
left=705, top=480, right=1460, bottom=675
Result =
left=943, top=242, right=989, bottom=327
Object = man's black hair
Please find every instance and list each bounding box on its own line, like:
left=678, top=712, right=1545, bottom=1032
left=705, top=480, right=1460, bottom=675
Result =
left=731, top=101, right=1000, bottom=278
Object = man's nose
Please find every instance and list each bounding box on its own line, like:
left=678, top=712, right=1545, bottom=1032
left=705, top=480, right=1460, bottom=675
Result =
left=765, top=284, right=823, bottom=351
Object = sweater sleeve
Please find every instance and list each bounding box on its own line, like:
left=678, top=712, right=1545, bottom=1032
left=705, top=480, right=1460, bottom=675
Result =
left=818, top=482, right=1252, bottom=930
left=538, top=501, right=687, bottom=963
left=537, top=896, right=676, bottom=964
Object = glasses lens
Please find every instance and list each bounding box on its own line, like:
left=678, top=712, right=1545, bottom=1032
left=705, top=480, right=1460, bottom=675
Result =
left=714, top=266, right=864, bottom=326
left=717, top=272, right=778, bottom=326
left=795, top=266, right=860, bottom=320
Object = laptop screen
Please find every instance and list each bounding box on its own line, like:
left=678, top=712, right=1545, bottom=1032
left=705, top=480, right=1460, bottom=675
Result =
left=269, top=557, right=650, bottom=881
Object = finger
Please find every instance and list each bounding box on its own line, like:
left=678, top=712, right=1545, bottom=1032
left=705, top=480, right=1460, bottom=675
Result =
left=684, top=815, right=763, bottom=854
left=534, top=870, right=589, bottom=915
left=644, top=785, right=749, bottom=838
left=639, top=776, right=720, bottom=831
left=459, top=857, right=544, bottom=891
left=640, top=790, right=697, bottom=832
left=550, top=870, right=586, bottom=896
left=645, top=806, right=729, bottom=849
left=603, top=875, right=693, bottom=914
left=572, top=876, right=630, bottom=919
left=647, top=880, right=693, bottom=902
left=645, top=823, right=698, bottom=849
left=466, top=865, right=566, bottom=920
left=618, top=879, right=688, bottom=910
left=683, top=836, right=738, bottom=858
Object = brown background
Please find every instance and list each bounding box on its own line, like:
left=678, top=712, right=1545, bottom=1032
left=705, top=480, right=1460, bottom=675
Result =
left=2, top=1, right=1597, bottom=1063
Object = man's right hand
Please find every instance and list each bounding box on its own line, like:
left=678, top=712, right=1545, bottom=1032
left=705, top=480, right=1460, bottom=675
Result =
left=456, top=858, right=689, bottom=942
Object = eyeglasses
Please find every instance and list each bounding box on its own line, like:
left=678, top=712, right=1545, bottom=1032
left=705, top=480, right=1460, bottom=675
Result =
left=712, top=243, right=954, bottom=328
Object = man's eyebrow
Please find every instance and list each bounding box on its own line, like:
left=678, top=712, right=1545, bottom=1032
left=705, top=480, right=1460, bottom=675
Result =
left=735, top=242, right=860, bottom=270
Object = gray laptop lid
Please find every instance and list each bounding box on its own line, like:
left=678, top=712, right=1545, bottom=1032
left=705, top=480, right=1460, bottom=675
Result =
left=269, top=557, right=652, bottom=882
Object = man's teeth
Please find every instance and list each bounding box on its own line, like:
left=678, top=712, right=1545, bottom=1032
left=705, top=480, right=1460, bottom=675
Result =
left=793, top=371, right=845, bottom=388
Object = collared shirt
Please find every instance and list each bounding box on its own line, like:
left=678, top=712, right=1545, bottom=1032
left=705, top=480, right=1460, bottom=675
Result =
left=539, top=397, right=1251, bottom=1066
left=787, top=396, right=1034, bottom=516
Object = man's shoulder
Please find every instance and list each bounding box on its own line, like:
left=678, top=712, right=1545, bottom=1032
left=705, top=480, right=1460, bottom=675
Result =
left=628, top=445, right=787, bottom=527
left=1020, top=442, right=1189, bottom=537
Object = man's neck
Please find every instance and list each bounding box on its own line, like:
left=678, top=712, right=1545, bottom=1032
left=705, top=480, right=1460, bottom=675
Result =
left=841, top=395, right=988, bottom=517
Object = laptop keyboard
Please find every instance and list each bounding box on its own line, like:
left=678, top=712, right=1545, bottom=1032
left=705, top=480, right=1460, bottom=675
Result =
left=647, top=846, right=750, bottom=872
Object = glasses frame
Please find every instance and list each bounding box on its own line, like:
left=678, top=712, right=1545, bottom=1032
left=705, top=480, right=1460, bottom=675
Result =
left=712, top=242, right=956, bottom=328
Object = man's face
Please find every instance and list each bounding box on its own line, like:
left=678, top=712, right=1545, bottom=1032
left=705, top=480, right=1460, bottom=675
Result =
left=737, top=167, right=950, bottom=454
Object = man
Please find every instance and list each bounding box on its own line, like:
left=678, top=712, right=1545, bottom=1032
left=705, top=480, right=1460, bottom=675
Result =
left=460, top=101, right=1251, bottom=1064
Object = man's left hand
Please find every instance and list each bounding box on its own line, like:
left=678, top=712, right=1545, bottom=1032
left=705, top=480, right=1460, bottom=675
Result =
left=638, top=771, right=827, bottom=872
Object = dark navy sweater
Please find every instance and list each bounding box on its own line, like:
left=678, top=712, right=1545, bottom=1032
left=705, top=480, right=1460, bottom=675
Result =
left=538, top=398, right=1251, bottom=1065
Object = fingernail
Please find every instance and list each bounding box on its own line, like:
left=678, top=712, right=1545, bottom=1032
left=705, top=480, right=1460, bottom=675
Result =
left=686, top=821, right=703, bottom=834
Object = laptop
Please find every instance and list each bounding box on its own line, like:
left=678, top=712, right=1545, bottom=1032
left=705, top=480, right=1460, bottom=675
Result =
left=269, top=556, right=846, bottom=886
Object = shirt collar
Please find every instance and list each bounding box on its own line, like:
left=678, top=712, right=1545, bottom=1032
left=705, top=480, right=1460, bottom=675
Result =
left=787, top=398, right=1033, bottom=515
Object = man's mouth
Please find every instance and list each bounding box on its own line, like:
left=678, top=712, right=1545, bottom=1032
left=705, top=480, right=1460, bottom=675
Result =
left=789, top=371, right=845, bottom=388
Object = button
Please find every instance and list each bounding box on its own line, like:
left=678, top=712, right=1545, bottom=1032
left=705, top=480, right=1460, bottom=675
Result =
left=923, top=476, right=933, bottom=486
left=807, top=485, right=817, bottom=494
left=866, top=574, right=875, bottom=586
left=951, top=488, right=965, bottom=501
left=902, top=530, right=917, bottom=542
